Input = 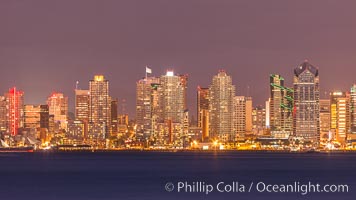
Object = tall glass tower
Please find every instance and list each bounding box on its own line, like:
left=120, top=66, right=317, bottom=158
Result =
left=136, top=76, right=160, bottom=138
left=209, top=70, right=236, bottom=142
left=293, top=61, right=320, bottom=144
left=269, top=74, right=293, bottom=138
left=158, top=71, right=186, bottom=124
left=89, top=75, right=110, bottom=139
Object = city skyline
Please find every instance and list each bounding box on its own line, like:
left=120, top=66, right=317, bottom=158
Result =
left=2, top=0, right=356, bottom=117
left=0, top=63, right=356, bottom=119
left=2, top=2, right=356, bottom=200
left=2, top=60, right=356, bottom=148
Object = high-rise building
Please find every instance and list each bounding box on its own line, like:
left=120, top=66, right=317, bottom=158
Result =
left=319, top=99, right=331, bottom=140
left=110, top=98, right=118, bottom=136
left=197, top=87, right=209, bottom=127
left=0, top=96, right=7, bottom=133
left=155, top=71, right=187, bottom=144
left=5, top=87, right=24, bottom=136
left=233, top=96, right=252, bottom=138
left=24, top=104, right=49, bottom=130
left=136, top=76, right=160, bottom=137
left=180, top=75, right=188, bottom=110
left=24, top=104, right=49, bottom=142
left=75, top=89, right=90, bottom=139
left=269, top=74, right=293, bottom=138
left=350, top=84, right=356, bottom=134
left=252, top=106, right=266, bottom=135
left=89, top=75, right=110, bottom=139
left=197, top=86, right=209, bottom=141
left=293, top=61, right=320, bottom=144
left=49, top=115, right=55, bottom=135
left=209, top=70, right=236, bottom=142
left=234, top=97, right=244, bottom=139
left=330, top=91, right=349, bottom=143
left=158, top=71, right=186, bottom=124
left=336, top=96, right=349, bottom=144
left=75, top=89, right=90, bottom=121
left=47, top=92, right=68, bottom=130
left=265, top=99, right=270, bottom=128
left=330, top=92, right=344, bottom=132
left=245, top=97, right=253, bottom=134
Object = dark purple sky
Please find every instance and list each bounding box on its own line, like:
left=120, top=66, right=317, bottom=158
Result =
left=1, top=0, right=356, bottom=118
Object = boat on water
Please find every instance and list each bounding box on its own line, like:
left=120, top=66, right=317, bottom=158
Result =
left=0, top=139, right=34, bottom=153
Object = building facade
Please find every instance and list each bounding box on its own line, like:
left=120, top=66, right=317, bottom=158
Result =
left=135, top=76, right=160, bottom=138
left=319, top=99, right=331, bottom=140
left=197, top=86, right=209, bottom=141
left=110, top=98, right=118, bottom=136
left=47, top=92, right=68, bottom=130
left=75, top=89, right=90, bottom=121
left=89, top=75, right=110, bottom=139
left=156, top=71, right=187, bottom=144
left=197, top=86, right=209, bottom=128
left=293, top=61, right=320, bottom=144
left=233, top=96, right=252, bottom=138
left=209, top=70, right=236, bottom=142
left=157, top=71, right=186, bottom=124
left=269, top=74, right=293, bottom=138
left=0, top=96, right=7, bottom=133
left=24, top=104, right=49, bottom=130
left=350, top=84, right=356, bottom=134
left=252, top=106, right=266, bottom=135
left=330, top=91, right=349, bottom=143
left=5, top=87, right=24, bottom=136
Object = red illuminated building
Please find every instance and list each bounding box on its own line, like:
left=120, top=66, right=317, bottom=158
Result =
left=5, top=87, right=24, bottom=136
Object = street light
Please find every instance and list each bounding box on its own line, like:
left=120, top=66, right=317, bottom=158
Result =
left=213, top=140, right=218, bottom=150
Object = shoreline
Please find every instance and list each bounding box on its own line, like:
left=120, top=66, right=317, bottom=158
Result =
left=30, top=149, right=356, bottom=153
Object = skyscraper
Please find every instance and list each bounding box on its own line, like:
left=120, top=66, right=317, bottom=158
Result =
left=158, top=71, right=186, bottom=124
left=330, top=91, right=349, bottom=143
left=252, top=105, right=266, bottom=135
left=269, top=74, right=293, bottom=138
left=136, top=76, right=160, bottom=137
left=197, top=86, right=209, bottom=127
left=0, top=96, right=8, bottom=133
left=47, top=92, right=68, bottom=130
left=75, top=89, right=90, bottom=138
left=233, top=96, right=252, bottom=138
left=110, top=98, right=118, bottom=136
left=293, top=61, right=320, bottom=144
left=179, top=74, right=188, bottom=111
left=89, top=75, right=110, bottom=139
left=319, top=99, right=331, bottom=140
left=155, top=71, right=187, bottom=144
left=5, top=87, right=24, bottom=136
left=209, top=70, right=236, bottom=142
left=337, top=96, right=349, bottom=144
left=350, top=84, right=356, bottom=134
left=197, top=86, right=209, bottom=141
left=245, top=97, right=253, bottom=135
left=75, top=89, right=90, bottom=121
left=24, top=104, right=49, bottom=130
left=0, top=96, right=7, bottom=133
left=24, top=104, right=49, bottom=142
left=234, top=96, right=245, bottom=138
